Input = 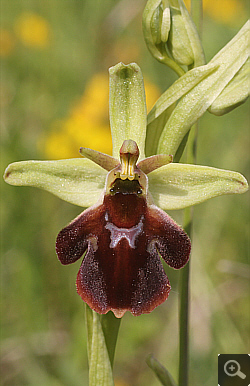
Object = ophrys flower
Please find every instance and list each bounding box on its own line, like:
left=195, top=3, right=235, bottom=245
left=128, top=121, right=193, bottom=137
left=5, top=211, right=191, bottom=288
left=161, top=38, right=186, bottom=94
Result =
left=56, top=139, right=190, bottom=317
left=4, top=62, right=248, bottom=317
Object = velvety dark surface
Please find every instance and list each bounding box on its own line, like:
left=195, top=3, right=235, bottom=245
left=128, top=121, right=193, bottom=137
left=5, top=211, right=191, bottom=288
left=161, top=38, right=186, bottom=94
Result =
left=56, top=180, right=190, bottom=316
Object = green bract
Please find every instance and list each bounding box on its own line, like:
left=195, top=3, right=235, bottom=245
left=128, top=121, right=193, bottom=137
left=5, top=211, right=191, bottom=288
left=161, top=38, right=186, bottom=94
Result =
left=146, top=21, right=249, bottom=156
left=209, top=57, right=250, bottom=116
left=4, top=62, right=248, bottom=210
left=146, top=62, right=218, bottom=156
left=166, top=0, right=205, bottom=67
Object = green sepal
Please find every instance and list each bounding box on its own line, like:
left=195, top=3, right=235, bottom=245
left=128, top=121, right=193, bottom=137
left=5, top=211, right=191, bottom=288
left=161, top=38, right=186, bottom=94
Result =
left=146, top=354, right=177, bottom=386
left=143, top=0, right=164, bottom=56
left=86, top=306, right=114, bottom=386
left=160, top=1, right=171, bottom=42
left=167, top=0, right=205, bottom=67
left=157, top=21, right=249, bottom=156
left=109, top=62, right=147, bottom=160
left=148, top=163, right=248, bottom=210
left=150, top=0, right=166, bottom=45
left=4, top=158, right=106, bottom=208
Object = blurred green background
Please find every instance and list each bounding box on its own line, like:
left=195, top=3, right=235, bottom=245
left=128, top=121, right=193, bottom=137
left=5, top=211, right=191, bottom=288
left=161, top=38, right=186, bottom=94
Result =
left=1, top=1, right=249, bottom=385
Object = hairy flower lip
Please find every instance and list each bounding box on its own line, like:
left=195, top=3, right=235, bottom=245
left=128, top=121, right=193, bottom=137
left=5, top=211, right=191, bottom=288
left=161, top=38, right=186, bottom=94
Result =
left=55, top=140, right=191, bottom=317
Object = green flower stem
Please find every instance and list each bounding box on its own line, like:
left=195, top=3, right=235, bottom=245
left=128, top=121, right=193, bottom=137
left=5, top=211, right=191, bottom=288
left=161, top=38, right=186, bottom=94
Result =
left=158, top=54, right=186, bottom=77
left=86, top=306, right=121, bottom=385
left=178, top=4, right=202, bottom=385
left=191, top=0, right=203, bottom=37
left=178, top=119, right=198, bottom=386
left=178, top=206, right=192, bottom=386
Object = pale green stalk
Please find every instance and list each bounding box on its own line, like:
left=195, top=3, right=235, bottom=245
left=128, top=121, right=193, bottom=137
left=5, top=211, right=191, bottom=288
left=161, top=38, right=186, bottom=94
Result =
left=178, top=206, right=192, bottom=386
left=178, top=2, right=202, bottom=385
left=86, top=306, right=121, bottom=386
left=158, top=55, right=186, bottom=77
left=178, top=127, right=196, bottom=385
left=191, top=0, right=203, bottom=40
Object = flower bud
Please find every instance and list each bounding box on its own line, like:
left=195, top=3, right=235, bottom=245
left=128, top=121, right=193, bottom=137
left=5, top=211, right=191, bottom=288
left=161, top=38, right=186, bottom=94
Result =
left=167, top=3, right=195, bottom=65
left=143, top=0, right=168, bottom=63
left=150, top=0, right=171, bottom=45
left=142, top=0, right=205, bottom=74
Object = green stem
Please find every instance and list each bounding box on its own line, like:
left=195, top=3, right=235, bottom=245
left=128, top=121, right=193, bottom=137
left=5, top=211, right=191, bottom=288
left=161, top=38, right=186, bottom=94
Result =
left=178, top=123, right=198, bottom=386
left=178, top=207, right=192, bottom=386
left=191, top=0, right=203, bottom=37
left=86, top=305, right=121, bottom=386
left=159, top=55, right=186, bottom=77
left=178, top=3, right=203, bottom=385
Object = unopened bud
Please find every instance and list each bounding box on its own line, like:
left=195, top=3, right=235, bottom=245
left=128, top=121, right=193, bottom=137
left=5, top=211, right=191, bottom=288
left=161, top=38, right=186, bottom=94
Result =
left=143, top=0, right=205, bottom=74
left=167, top=3, right=194, bottom=65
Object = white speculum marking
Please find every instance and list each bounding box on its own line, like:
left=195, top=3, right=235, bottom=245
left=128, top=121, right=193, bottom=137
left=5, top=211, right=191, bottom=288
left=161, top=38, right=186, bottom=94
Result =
left=105, top=215, right=144, bottom=249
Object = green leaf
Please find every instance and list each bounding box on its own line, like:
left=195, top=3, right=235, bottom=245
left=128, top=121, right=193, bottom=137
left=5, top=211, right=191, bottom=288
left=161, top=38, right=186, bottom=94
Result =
left=147, top=63, right=217, bottom=125
left=146, top=354, right=177, bottom=386
left=146, top=105, right=175, bottom=157
left=209, top=57, right=250, bottom=116
left=157, top=21, right=249, bottom=156
left=145, top=63, right=217, bottom=156
left=148, top=163, right=248, bottom=210
left=109, top=62, right=147, bottom=160
left=86, top=306, right=114, bottom=386
left=4, top=158, right=106, bottom=208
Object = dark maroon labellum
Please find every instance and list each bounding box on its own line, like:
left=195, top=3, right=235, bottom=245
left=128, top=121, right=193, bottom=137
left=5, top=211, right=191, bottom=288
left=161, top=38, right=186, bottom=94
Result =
left=56, top=140, right=191, bottom=317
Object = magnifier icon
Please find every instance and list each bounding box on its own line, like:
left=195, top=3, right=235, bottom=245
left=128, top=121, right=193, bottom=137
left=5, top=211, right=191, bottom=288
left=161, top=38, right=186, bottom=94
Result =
left=224, top=360, right=246, bottom=379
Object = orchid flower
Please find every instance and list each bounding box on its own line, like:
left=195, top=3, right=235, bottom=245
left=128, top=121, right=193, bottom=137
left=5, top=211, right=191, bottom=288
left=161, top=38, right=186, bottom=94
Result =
left=56, top=139, right=191, bottom=317
left=4, top=62, right=248, bottom=318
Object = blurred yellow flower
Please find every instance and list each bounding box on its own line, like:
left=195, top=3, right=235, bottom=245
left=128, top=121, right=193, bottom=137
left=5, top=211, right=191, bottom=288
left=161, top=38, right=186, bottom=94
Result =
left=0, top=29, right=15, bottom=57
left=184, top=0, right=245, bottom=26
left=42, top=72, right=161, bottom=159
left=114, top=379, right=131, bottom=386
left=203, top=0, right=245, bottom=26
left=14, top=12, right=50, bottom=48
